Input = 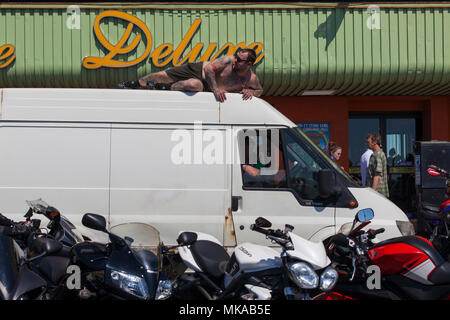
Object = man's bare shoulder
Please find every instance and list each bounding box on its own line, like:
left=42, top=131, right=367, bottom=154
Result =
left=207, top=55, right=235, bottom=69
left=248, top=71, right=262, bottom=87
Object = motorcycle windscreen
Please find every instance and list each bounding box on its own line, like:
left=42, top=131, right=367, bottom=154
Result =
left=109, top=223, right=160, bottom=249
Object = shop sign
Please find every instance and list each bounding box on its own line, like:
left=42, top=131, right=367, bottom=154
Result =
left=0, top=44, right=15, bottom=68
left=82, top=10, right=264, bottom=69
left=297, top=122, right=330, bottom=152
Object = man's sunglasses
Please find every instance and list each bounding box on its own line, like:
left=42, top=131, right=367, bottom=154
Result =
left=236, top=55, right=253, bottom=64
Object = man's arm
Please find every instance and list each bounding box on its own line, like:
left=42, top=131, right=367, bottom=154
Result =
left=203, top=56, right=233, bottom=102
left=372, top=174, right=381, bottom=190
left=241, top=73, right=263, bottom=100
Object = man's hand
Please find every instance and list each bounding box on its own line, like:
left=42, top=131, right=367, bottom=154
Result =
left=242, top=165, right=260, bottom=177
left=241, top=89, right=255, bottom=100
left=213, top=88, right=227, bottom=103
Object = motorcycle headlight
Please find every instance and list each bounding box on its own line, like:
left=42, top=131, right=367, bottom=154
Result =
left=319, top=267, right=338, bottom=291
left=110, top=270, right=150, bottom=299
left=155, top=279, right=172, bottom=300
left=287, top=262, right=318, bottom=289
left=396, top=220, right=415, bottom=236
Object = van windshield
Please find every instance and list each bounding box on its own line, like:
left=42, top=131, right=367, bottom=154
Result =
left=291, top=127, right=360, bottom=186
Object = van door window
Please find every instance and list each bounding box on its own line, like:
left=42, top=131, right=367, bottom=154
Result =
left=239, top=129, right=287, bottom=188
left=281, top=129, right=328, bottom=201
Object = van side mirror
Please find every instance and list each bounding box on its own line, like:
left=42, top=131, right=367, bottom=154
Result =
left=318, top=169, right=342, bottom=199
left=356, top=208, right=374, bottom=222
left=177, top=232, right=197, bottom=246
left=82, top=213, right=107, bottom=232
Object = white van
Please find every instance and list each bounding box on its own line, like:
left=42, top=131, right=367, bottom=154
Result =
left=0, top=88, right=414, bottom=246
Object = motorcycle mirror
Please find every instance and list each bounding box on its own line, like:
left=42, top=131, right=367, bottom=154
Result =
left=24, top=208, right=33, bottom=220
left=82, top=213, right=107, bottom=232
left=285, top=224, right=294, bottom=233
left=427, top=167, right=441, bottom=176
left=176, top=232, right=197, bottom=246
left=255, top=217, right=272, bottom=228
left=45, top=206, right=61, bottom=220
left=356, top=208, right=375, bottom=223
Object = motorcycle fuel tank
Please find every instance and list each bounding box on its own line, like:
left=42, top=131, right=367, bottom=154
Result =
left=233, top=242, right=282, bottom=271
left=367, top=236, right=440, bottom=285
left=72, top=241, right=109, bottom=271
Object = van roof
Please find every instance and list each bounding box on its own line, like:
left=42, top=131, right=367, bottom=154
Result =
left=0, top=88, right=295, bottom=127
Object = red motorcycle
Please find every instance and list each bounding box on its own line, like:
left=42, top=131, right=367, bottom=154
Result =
left=424, top=165, right=450, bottom=259
left=315, top=208, right=450, bottom=300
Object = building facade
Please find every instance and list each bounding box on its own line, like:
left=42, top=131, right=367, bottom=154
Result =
left=1, top=2, right=449, bottom=211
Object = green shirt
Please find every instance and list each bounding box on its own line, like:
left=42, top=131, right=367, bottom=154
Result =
left=366, top=149, right=390, bottom=198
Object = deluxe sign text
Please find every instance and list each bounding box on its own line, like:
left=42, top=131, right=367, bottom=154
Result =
left=82, top=10, right=264, bottom=69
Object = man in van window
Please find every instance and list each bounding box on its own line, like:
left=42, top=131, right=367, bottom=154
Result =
left=242, top=133, right=286, bottom=187
left=365, top=133, right=390, bottom=198
left=116, top=48, right=263, bottom=103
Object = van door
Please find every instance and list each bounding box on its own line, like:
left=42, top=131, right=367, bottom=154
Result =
left=109, top=123, right=231, bottom=245
left=231, top=127, right=336, bottom=245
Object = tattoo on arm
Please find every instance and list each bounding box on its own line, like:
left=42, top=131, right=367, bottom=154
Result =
left=204, top=57, right=232, bottom=91
left=246, top=76, right=263, bottom=97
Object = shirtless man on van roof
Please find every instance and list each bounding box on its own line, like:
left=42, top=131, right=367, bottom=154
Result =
left=117, top=48, right=263, bottom=102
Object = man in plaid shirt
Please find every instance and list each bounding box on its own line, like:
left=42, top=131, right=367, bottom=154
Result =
left=365, top=133, right=390, bottom=198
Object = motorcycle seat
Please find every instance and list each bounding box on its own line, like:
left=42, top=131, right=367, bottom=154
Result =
left=421, top=202, right=441, bottom=214
left=190, top=240, right=230, bottom=279
left=38, top=256, right=71, bottom=284
left=429, top=261, right=450, bottom=285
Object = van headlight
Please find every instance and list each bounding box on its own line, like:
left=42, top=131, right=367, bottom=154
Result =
left=396, top=220, right=415, bottom=236
left=110, top=270, right=150, bottom=299
left=319, top=267, right=338, bottom=291
left=155, top=279, right=172, bottom=300
left=287, top=262, right=319, bottom=289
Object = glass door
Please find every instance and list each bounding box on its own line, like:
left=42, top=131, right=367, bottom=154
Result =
left=348, top=113, right=422, bottom=213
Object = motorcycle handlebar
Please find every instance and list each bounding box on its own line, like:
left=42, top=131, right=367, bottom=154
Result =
left=368, top=228, right=385, bottom=239
left=250, top=224, right=287, bottom=241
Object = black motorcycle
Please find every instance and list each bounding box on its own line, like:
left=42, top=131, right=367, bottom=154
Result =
left=69, top=213, right=173, bottom=300
left=0, top=212, right=68, bottom=300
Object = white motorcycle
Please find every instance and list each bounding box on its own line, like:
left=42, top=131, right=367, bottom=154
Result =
left=168, top=217, right=338, bottom=300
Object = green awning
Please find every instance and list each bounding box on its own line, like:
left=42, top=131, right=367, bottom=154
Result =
left=0, top=2, right=449, bottom=95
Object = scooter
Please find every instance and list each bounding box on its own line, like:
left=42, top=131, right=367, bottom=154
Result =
left=168, top=217, right=338, bottom=300
left=318, top=208, right=450, bottom=300
left=69, top=213, right=173, bottom=300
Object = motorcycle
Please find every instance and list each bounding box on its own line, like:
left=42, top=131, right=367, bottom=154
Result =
left=0, top=206, right=71, bottom=300
left=168, top=217, right=338, bottom=300
left=69, top=213, right=173, bottom=300
left=317, top=208, right=450, bottom=300
left=24, top=198, right=85, bottom=248
left=422, top=165, right=450, bottom=259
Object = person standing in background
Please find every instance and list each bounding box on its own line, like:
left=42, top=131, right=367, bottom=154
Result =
left=326, top=141, right=345, bottom=171
left=326, top=142, right=342, bottom=162
left=360, top=147, right=373, bottom=185
left=366, top=133, right=389, bottom=198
